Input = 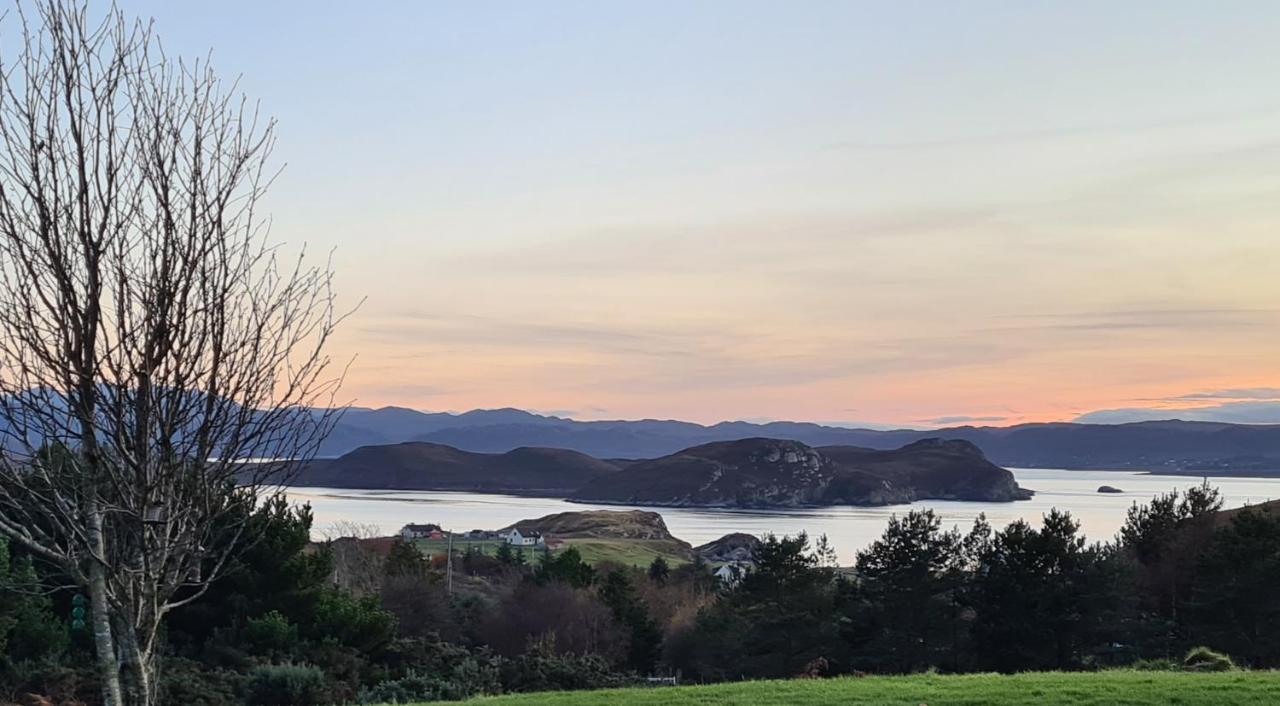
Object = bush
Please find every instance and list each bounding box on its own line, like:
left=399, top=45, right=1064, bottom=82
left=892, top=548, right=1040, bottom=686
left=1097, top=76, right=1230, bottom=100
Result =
left=357, top=657, right=503, bottom=704
left=500, top=636, right=629, bottom=693
left=245, top=610, right=299, bottom=655
left=158, top=658, right=246, bottom=706
left=357, top=671, right=467, bottom=704
left=357, top=672, right=444, bottom=704
left=307, top=589, right=397, bottom=651
left=0, top=661, right=97, bottom=705
left=246, top=662, right=330, bottom=706
left=1183, top=646, right=1235, bottom=672
left=359, top=638, right=503, bottom=703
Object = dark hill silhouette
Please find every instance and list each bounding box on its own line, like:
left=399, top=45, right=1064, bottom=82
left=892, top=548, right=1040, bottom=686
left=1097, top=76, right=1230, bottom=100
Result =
left=293, top=442, right=619, bottom=493
left=570, top=437, right=1030, bottom=508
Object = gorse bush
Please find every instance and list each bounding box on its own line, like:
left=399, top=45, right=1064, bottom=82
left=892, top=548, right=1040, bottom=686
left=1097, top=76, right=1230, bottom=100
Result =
left=356, top=654, right=502, bottom=703
left=1128, top=658, right=1179, bottom=671
left=1183, top=646, right=1235, bottom=672
left=501, top=636, right=631, bottom=693
left=246, top=663, right=329, bottom=706
left=357, top=672, right=449, bottom=704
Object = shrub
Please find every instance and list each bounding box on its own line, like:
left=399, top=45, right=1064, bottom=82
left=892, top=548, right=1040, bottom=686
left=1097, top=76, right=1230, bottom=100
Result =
left=308, top=589, right=397, bottom=651
left=246, top=662, right=329, bottom=706
left=1129, top=658, right=1179, bottom=671
left=1, top=661, right=97, bottom=705
left=357, top=653, right=504, bottom=704
left=245, top=610, right=299, bottom=655
left=1183, top=646, right=1235, bottom=672
left=500, top=636, right=629, bottom=693
left=158, top=658, right=246, bottom=706
left=356, top=672, right=454, bottom=704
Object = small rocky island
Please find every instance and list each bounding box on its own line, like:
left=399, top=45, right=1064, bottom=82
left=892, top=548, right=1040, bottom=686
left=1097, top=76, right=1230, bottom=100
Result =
left=1097, top=485, right=1124, bottom=494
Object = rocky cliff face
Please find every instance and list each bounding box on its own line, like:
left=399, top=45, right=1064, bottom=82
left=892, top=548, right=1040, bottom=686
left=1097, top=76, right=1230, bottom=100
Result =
left=695, top=533, right=762, bottom=563
left=820, top=438, right=1033, bottom=503
left=572, top=437, right=1032, bottom=508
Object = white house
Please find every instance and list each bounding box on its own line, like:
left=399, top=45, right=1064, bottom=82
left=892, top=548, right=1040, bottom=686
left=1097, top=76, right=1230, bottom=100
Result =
left=714, top=562, right=751, bottom=587
left=504, top=528, right=543, bottom=546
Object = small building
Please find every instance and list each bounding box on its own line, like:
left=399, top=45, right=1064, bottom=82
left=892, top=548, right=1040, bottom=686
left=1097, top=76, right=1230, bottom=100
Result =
left=400, top=523, right=442, bottom=540
left=504, top=528, right=543, bottom=546
left=426, top=529, right=446, bottom=540
left=715, top=562, right=751, bottom=587
left=545, top=538, right=566, bottom=550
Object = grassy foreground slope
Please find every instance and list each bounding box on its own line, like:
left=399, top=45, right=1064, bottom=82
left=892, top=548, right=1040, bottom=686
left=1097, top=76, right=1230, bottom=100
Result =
left=430, top=671, right=1280, bottom=706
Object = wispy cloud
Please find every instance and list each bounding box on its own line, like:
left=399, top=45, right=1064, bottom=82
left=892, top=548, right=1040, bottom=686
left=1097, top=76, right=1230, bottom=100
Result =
left=921, top=415, right=1009, bottom=426
left=824, top=104, right=1280, bottom=153
left=529, top=406, right=611, bottom=419
left=1076, top=400, right=1280, bottom=425
left=1166, top=387, right=1280, bottom=401
left=994, top=309, right=1280, bottom=333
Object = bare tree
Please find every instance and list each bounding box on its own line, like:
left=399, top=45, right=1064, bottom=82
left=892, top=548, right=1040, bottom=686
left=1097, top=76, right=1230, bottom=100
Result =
left=0, top=3, right=349, bottom=705
left=323, top=520, right=388, bottom=596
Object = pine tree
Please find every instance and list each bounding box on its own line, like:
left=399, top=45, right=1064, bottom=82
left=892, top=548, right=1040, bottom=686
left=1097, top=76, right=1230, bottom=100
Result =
left=647, top=557, right=670, bottom=584
left=599, top=570, right=663, bottom=673
left=850, top=509, right=964, bottom=673
left=495, top=541, right=515, bottom=566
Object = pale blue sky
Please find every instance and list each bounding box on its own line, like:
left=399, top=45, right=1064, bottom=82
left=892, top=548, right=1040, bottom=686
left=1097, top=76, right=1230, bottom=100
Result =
left=107, top=1, right=1280, bottom=425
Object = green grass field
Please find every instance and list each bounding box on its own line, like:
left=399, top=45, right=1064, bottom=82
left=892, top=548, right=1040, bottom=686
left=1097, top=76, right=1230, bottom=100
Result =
left=413, top=538, right=541, bottom=562
left=425, top=671, right=1280, bottom=705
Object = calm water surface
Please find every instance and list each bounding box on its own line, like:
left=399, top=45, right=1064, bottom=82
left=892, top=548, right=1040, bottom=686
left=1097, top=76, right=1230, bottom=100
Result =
left=287, top=469, right=1280, bottom=564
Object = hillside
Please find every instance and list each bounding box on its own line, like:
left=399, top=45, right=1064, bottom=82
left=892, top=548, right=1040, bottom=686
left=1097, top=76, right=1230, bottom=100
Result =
left=1212, top=498, right=1280, bottom=527
left=291, top=442, right=620, bottom=493
left=695, top=533, right=761, bottom=563
left=313, top=406, right=1280, bottom=475
left=508, top=510, right=681, bottom=541
left=507, top=510, right=695, bottom=566
left=820, top=438, right=1031, bottom=502
left=425, top=671, right=1280, bottom=706
left=570, top=437, right=1030, bottom=508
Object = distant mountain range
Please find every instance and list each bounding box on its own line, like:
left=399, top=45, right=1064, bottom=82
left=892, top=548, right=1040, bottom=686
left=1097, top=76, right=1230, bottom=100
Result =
left=320, top=407, right=1280, bottom=474
left=293, top=436, right=1030, bottom=508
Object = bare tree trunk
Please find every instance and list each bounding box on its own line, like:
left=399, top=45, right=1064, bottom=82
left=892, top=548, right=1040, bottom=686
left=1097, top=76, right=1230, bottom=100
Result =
left=116, top=619, right=155, bottom=706
left=88, top=507, right=125, bottom=706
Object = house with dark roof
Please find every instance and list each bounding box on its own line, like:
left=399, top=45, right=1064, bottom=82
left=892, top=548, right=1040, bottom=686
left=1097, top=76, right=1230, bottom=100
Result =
left=400, top=523, right=443, bottom=540
left=504, top=528, right=543, bottom=546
